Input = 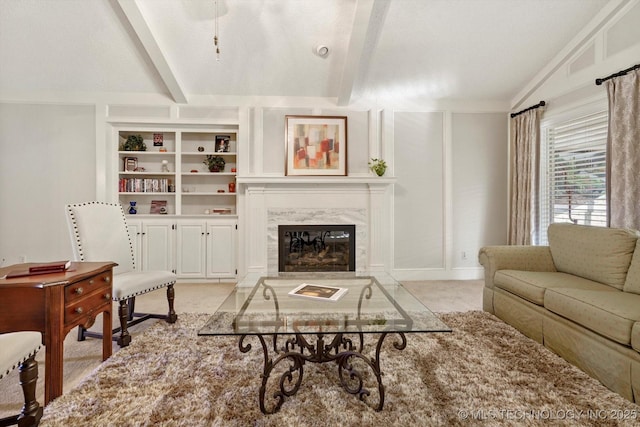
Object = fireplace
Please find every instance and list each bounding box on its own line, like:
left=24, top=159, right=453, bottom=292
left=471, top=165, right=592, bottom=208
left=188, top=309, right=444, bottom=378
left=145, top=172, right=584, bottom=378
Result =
left=278, top=225, right=356, bottom=272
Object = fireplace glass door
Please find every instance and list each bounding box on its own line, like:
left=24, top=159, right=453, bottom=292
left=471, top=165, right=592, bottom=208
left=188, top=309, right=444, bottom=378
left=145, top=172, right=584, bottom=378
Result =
left=278, top=225, right=355, bottom=272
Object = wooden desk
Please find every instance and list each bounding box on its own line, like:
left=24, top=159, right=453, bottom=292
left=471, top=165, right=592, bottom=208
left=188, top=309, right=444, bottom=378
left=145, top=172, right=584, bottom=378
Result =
left=0, top=261, right=116, bottom=404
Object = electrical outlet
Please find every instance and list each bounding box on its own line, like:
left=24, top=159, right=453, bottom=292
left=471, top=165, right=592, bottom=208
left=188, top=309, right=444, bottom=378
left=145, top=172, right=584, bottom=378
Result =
left=20, top=255, right=27, bottom=263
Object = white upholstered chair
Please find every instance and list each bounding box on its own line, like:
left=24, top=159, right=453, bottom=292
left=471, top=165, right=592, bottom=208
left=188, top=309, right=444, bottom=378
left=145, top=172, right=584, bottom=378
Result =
left=0, top=332, right=42, bottom=427
left=65, top=201, right=177, bottom=347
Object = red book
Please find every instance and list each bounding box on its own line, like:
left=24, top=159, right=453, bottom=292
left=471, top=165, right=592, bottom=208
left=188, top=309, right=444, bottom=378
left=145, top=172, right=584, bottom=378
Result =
left=4, top=261, right=71, bottom=279
left=29, top=261, right=71, bottom=273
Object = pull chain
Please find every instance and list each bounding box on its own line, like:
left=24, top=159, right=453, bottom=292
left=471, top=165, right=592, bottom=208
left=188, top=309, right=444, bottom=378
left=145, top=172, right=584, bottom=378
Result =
left=214, top=0, right=220, bottom=60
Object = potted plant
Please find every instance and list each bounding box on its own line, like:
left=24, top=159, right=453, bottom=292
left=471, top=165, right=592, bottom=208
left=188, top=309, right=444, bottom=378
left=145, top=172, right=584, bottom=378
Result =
left=122, top=134, right=147, bottom=151
left=368, top=158, right=387, bottom=176
left=204, top=155, right=226, bottom=172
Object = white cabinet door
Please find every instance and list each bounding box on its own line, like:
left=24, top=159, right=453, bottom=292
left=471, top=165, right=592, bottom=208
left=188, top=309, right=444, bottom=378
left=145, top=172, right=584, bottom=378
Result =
left=142, top=220, right=175, bottom=272
left=126, top=219, right=142, bottom=270
left=206, top=223, right=236, bottom=278
left=176, top=222, right=206, bottom=278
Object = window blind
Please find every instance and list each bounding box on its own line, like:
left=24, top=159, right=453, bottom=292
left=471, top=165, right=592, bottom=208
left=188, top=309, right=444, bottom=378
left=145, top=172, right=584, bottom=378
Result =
left=538, top=110, right=608, bottom=244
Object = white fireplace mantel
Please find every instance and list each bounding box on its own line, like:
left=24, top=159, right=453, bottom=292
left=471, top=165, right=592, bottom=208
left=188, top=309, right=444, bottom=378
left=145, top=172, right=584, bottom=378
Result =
left=236, top=176, right=396, bottom=185
left=238, top=175, right=395, bottom=277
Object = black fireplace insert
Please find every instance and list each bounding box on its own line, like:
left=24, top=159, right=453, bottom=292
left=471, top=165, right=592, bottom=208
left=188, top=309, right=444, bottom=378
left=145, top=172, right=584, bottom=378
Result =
left=278, top=224, right=356, bottom=272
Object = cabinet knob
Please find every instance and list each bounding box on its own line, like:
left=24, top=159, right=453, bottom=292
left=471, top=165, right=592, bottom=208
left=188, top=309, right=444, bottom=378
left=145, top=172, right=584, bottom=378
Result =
left=75, top=307, right=83, bottom=314
left=89, top=279, right=94, bottom=285
left=74, top=287, right=84, bottom=295
left=104, top=276, right=111, bottom=283
left=104, top=293, right=111, bottom=300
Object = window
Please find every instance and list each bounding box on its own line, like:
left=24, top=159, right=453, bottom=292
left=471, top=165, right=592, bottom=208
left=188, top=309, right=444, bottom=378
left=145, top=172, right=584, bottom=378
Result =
left=537, top=109, right=608, bottom=244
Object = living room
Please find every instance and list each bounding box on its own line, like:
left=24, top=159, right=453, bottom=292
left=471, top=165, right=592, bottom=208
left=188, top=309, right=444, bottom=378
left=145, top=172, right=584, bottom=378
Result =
left=1, top=0, right=637, bottom=283
left=2, top=0, right=640, bottom=425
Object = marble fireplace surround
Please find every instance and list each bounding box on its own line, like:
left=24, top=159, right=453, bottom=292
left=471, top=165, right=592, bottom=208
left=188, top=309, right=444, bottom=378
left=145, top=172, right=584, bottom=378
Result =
left=238, top=177, right=394, bottom=277
left=269, top=209, right=365, bottom=274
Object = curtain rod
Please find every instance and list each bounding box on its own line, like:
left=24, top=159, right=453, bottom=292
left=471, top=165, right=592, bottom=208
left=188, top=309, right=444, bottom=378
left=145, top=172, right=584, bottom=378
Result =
left=510, top=101, right=546, bottom=118
left=595, top=63, right=640, bottom=85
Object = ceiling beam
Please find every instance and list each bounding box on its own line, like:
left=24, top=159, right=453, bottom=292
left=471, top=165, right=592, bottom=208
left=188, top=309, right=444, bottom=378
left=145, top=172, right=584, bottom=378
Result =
left=337, top=0, right=390, bottom=106
left=115, top=0, right=187, bottom=104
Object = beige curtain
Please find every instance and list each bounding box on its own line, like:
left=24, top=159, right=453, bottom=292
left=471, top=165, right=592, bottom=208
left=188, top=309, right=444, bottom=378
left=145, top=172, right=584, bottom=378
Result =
left=508, top=109, right=541, bottom=245
left=606, top=69, right=640, bottom=230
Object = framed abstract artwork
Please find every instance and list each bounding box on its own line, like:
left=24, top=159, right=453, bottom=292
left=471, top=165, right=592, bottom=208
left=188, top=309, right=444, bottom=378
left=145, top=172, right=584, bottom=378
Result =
left=285, top=115, right=347, bottom=176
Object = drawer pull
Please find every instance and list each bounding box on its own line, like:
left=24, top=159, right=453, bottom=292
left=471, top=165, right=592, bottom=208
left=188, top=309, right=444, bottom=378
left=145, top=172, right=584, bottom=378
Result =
left=104, top=293, right=111, bottom=300
left=89, top=279, right=94, bottom=285
left=74, top=287, right=84, bottom=295
left=104, top=276, right=111, bottom=284
left=75, top=307, right=83, bottom=314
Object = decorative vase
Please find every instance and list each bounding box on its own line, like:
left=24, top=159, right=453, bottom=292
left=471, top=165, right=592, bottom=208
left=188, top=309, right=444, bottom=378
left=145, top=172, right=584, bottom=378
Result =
left=128, top=201, right=137, bottom=214
left=228, top=182, right=236, bottom=193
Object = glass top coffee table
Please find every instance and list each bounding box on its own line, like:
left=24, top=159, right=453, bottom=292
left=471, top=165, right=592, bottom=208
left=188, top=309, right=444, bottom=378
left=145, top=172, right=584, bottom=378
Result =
left=198, top=273, right=450, bottom=413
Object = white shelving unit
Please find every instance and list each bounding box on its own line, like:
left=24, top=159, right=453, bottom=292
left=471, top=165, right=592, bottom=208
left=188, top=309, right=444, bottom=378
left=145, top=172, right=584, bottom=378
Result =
left=117, top=128, right=238, bottom=216
left=112, top=125, right=239, bottom=280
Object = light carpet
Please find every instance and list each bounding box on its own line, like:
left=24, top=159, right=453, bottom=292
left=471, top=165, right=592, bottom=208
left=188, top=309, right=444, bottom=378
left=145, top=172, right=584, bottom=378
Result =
left=40, top=311, right=640, bottom=426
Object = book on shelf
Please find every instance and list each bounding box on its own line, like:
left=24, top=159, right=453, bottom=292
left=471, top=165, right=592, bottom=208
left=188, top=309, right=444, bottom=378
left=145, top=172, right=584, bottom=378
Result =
left=119, top=178, right=169, bottom=193
left=4, top=261, right=72, bottom=279
left=288, top=283, right=348, bottom=302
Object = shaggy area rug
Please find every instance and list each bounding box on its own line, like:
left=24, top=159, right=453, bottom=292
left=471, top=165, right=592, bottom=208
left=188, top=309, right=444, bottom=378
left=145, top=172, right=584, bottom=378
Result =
left=40, top=311, right=640, bottom=426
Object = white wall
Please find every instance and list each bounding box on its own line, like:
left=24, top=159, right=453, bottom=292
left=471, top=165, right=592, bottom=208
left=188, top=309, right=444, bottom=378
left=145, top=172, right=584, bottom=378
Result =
left=0, top=100, right=506, bottom=280
left=0, top=103, right=96, bottom=266
left=248, top=107, right=506, bottom=279
left=515, top=0, right=640, bottom=116
left=393, top=112, right=445, bottom=271
left=390, top=111, right=508, bottom=280
left=451, top=113, right=508, bottom=268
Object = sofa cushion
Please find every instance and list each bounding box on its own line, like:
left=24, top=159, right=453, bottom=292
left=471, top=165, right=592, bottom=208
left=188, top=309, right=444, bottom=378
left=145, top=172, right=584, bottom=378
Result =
left=544, top=287, right=640, bottom=346
left=631, top=322, right=640, bottom=353
left=548, top=223, right=638, bottom=290
left=623, top=239, right=640, bottom=294
left=494, top=271, right=614, bottom=306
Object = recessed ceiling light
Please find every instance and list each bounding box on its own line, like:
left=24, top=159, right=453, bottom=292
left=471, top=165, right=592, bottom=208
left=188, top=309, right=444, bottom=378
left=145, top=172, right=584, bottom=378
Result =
left=315, top=45, right=329, bottom=58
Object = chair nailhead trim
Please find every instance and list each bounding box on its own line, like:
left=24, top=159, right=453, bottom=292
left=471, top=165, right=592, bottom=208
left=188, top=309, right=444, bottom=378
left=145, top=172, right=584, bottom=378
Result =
left=113, top=281, right=176, bottom=301
left=66, top=201, right=137, bottom=269
left=0, top=345, right=42, bottom=380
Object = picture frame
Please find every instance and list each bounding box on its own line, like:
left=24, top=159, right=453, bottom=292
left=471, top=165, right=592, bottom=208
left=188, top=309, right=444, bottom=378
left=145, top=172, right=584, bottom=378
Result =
left=150, top=200, right=168, bottom=214
left=215, top=135, right=230, bottom=153
left=153, top=133, right=164, bottom=147
left=285, top=115, right=347, bottom=176
left=123, top=157, right=138, bottom=172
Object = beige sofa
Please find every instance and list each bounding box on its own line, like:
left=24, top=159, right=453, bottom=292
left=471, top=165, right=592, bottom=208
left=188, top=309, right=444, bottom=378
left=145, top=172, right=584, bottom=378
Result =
left=479, top=223, right=640, bottom=402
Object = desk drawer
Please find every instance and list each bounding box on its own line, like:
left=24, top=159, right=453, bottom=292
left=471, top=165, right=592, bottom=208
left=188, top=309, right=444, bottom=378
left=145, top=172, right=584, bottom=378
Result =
left=65, top=272, right=112, bottom=303
left=65, top=287, right=112, bottom=325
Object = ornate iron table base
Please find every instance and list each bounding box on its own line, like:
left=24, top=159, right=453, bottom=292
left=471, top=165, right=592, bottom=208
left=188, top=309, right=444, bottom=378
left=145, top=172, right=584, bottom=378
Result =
left=239, top=330, right=407, bottom=414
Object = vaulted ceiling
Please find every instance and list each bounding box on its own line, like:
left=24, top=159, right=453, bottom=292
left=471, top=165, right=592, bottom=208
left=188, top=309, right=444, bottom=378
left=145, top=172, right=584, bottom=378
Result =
left=0, top=0, right=616, bottom=109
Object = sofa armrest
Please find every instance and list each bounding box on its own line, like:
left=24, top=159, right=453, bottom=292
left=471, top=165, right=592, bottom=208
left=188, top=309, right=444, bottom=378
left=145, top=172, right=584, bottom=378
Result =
left=478, top=245, right=556, bottom=290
